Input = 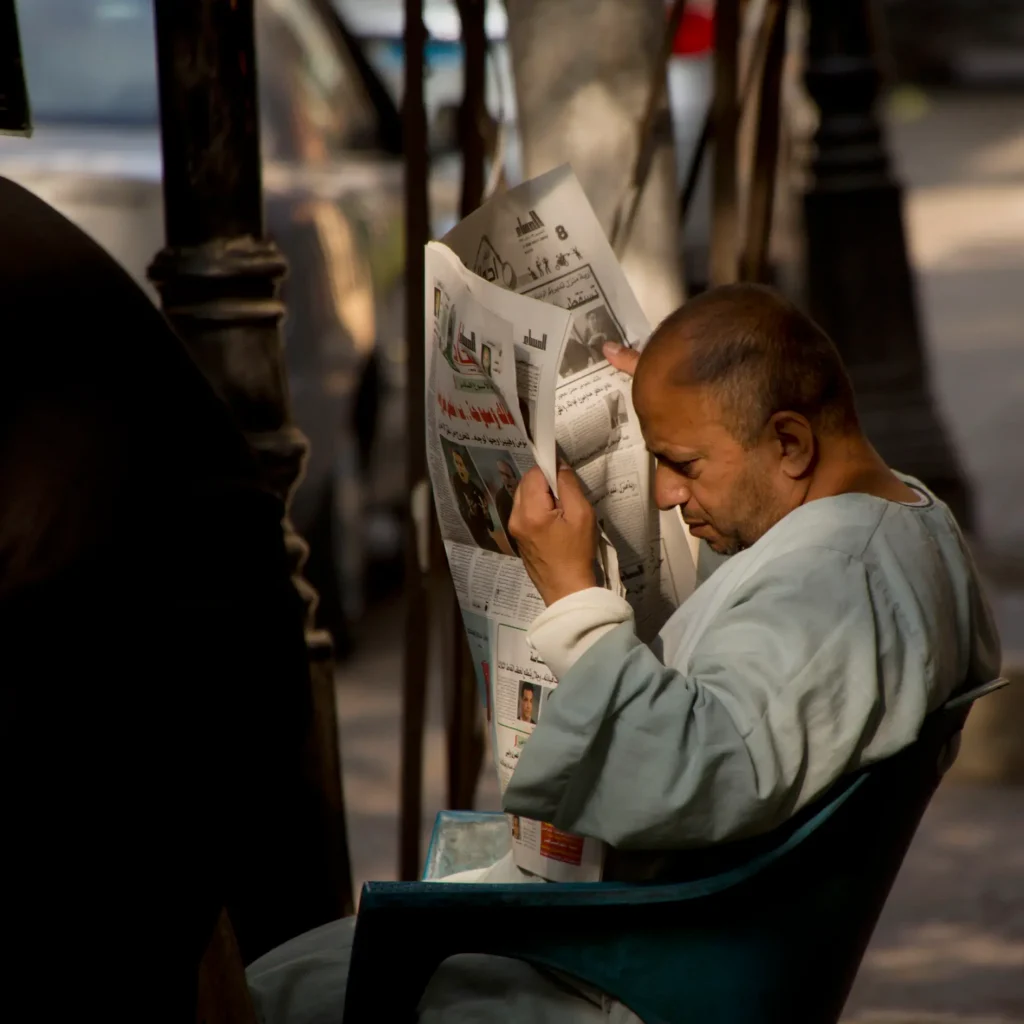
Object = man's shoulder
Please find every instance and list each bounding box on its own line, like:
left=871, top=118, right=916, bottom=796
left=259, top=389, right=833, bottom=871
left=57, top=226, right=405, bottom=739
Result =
left=761, top=487, right=962, bottom=563
left=725, top=490, right=974, bottom=621
left=754, top=494, right=889, bottom=565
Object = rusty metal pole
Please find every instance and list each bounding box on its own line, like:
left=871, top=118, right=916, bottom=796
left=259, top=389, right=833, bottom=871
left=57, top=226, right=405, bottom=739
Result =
left=147, top=0, right=353, bottom=954
left=440, top=0, right=490, bottom=815
left=457, top=0, right=488, bottom=217
left=399, top=0, right=432, bottom=881
left=710, top=0, right=741, bottom=286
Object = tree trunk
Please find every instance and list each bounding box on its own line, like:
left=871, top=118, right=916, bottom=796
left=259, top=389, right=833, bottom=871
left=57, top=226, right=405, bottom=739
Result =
left=505, top=0, right=685, bottom=323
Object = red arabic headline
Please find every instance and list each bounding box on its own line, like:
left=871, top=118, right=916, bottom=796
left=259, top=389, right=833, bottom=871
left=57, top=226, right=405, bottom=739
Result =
left=436, top=391, right=517, bottom=430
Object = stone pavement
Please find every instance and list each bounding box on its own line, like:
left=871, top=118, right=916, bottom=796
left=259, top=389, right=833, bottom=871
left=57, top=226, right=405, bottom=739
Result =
left=842, top=784, right=1024, bottom=1022
left=839, top=89, right=1024, bottom=1023
left=887, top=90, right=1024, bottom=654
left=333, top=89, right=1024, bottom=1020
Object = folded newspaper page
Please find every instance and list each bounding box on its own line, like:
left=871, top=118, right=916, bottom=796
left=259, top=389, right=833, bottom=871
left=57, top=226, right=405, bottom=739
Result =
left=425, top=165, right=697, bottom=882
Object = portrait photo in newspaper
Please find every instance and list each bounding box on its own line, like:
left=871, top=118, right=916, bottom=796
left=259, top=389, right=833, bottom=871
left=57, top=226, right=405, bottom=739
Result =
left=472, top=447, right=522, bottom=556
left=439, top=437, right=516, bottom=557
left=517, top=680, right=541, bottom=725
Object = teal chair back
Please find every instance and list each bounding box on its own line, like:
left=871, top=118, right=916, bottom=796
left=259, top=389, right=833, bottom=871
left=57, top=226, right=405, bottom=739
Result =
left=344, top=680, right=1007, bottom=1023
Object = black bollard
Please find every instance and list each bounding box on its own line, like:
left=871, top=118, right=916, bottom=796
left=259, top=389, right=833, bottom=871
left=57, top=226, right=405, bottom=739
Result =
left=147, top=0, right=353, bottom=956
left=802, top=0, right=972, bottom=526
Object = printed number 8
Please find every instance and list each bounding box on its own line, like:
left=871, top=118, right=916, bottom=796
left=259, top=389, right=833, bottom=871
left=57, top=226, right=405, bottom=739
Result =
left=555, top=225, right=568, bottom=240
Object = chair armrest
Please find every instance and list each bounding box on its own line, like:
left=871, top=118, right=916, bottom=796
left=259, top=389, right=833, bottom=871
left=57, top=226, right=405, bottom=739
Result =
left=364, top=764, right=869, bottom=921
left=942, top=676, right=1010, bottom=711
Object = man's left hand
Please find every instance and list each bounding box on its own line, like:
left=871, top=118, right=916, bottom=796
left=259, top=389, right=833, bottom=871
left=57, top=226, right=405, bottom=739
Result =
left=509, top=465, right=598, bottom=605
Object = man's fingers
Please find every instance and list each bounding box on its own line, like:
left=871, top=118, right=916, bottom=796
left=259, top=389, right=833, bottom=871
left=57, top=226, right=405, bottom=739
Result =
left=509, top=466, right=556, bottom=537
left=555, top=465, right=594, bottom=522
left=518, top=466, right=556, bottom=505
left=603, top=342, right=641, bottom=377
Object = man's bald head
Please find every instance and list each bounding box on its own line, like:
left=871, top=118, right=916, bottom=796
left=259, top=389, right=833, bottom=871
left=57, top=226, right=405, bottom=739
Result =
left=635, top=284, right=858, bottom=447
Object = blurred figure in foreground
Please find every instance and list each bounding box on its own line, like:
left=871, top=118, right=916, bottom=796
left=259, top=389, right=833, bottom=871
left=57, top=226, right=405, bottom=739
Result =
left=0, top=178, right=332, bottom=1019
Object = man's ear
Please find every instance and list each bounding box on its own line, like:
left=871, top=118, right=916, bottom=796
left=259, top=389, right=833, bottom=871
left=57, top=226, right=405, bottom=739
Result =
left=770, top=411, right=816, bottom=479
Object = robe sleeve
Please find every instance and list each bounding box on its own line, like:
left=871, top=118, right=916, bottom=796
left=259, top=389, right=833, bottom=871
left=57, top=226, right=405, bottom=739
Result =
left=503, top=546, right=917, bottom=849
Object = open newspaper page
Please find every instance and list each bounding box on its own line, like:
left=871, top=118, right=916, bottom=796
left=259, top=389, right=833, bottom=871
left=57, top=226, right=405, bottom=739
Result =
left=425, top=242, right=604, bottom=881
left=443, top=164, right=698, bottom=632
left=425, top=167, right=698, bottom=881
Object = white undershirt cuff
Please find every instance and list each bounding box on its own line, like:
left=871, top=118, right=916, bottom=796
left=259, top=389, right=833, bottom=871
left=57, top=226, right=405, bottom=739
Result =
left=526, top=587, right=634, bottom=681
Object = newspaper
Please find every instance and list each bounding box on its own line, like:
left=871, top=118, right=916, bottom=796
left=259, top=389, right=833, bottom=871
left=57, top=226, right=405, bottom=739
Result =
left=425, top=165, right=697, bottom=882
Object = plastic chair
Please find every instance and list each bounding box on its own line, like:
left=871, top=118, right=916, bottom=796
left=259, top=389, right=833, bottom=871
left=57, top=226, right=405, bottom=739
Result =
left=344, top=678, right=1009, bottom=1024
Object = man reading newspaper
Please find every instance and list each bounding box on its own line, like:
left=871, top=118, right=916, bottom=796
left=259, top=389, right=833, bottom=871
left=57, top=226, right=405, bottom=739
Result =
left=247, top=174, right=1000, bottom=1023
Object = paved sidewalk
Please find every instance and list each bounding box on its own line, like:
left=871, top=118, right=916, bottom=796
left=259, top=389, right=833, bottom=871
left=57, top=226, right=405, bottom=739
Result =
left=842, top=784, right=1024, bottom=1022
left=887, top=90, right=1024, bottom=653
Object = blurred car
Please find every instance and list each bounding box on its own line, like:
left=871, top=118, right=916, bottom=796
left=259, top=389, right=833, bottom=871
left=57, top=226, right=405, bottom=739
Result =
left=339, top=0, right=515, bottom=201
left=0, top=0, right=457, bottom=652
left=337, top=0, right=716, bottom=280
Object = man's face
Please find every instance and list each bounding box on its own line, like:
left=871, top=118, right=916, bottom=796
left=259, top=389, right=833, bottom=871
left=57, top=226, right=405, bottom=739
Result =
left=634, top=358, right=788, bottom=556
left=452, top=452, right=470, bottom=484
left=520, top=687, right=534, bottom=721
left=498, top=461, right=518, bottom=496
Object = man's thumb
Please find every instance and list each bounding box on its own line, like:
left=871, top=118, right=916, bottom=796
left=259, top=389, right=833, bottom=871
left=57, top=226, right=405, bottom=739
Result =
left=603, top=342, right=640, bottom=377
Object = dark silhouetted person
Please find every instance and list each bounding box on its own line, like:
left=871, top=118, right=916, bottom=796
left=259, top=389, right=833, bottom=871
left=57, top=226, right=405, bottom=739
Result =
left=0, top=177, right=333, bottom=1020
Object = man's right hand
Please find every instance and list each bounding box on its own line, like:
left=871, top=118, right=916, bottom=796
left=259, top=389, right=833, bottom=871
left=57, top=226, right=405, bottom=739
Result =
left=603, top=341, right=640, bottom=377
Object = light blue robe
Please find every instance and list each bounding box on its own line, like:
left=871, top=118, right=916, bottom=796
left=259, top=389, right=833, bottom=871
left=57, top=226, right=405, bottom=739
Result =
left=505, top=484, right=1001, bottom=848
left=247, top=482, right=1001, bottom=1023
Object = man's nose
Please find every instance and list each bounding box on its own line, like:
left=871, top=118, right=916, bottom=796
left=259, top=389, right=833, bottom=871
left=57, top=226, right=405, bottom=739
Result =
left=654, top=462, right=690, bottom=511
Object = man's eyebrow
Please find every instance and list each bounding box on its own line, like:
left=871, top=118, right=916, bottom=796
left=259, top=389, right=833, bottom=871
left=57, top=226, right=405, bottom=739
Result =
left=649, top=444, right=702, bottom=462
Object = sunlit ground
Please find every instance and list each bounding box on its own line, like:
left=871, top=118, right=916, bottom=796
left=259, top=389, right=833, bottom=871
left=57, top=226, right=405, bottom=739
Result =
left=892, top=91, right=1024, bottom=598
left=843, top=784, right=1024, bottom=1021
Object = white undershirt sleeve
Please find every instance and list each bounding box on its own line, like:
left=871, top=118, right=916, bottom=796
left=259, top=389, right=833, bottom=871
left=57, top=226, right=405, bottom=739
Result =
left=526, top=586, right=634, bottom=681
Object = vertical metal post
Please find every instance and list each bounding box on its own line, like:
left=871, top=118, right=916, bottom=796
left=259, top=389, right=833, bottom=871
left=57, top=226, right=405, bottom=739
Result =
left=444, top=0, right=488, bottom=813
left=457, top=0, right=488, bottom=218
left=802, top=0, right=971, bottom=524
left=399, top=0, right=431, bottom=881
left=147, top=0, right=353, bottom=951
left=740, top=0, right=789, bottom=283
left=710, top=0, right=741, bottom=286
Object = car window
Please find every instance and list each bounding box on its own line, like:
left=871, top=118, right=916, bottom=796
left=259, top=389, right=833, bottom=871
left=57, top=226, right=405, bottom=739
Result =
left=15, top=0, right=160, bottom=125
left=14, top=0, right=383, bottom=156
left=258, top=0, right=383, bottom=160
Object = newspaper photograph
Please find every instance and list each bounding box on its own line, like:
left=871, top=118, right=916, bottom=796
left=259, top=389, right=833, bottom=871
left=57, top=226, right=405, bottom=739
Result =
left=425, top=166, right=698, bottom=882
